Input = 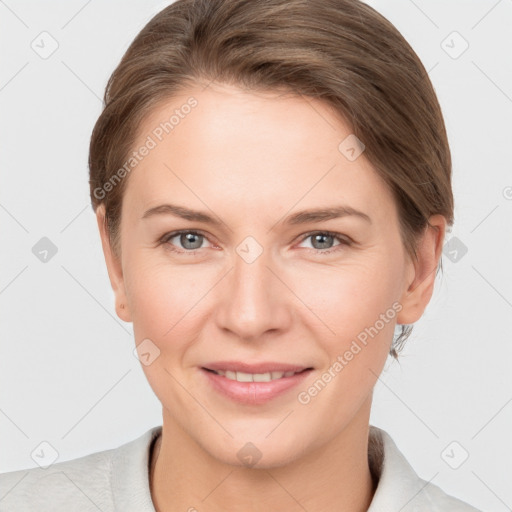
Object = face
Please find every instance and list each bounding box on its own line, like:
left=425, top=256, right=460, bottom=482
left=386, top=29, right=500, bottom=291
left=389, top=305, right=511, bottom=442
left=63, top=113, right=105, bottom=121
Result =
left=97, top=81, right=443, bottom=468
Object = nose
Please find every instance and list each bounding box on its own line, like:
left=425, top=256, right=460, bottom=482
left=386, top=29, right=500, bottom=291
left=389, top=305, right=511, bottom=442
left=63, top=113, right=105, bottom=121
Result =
left=214, top=242, right=292, bottom=342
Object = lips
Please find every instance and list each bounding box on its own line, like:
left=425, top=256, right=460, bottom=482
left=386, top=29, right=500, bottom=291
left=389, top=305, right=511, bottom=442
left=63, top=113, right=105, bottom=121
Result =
left=202, top=361, right=311, bottom=374
left=200, top=363, right=313, bottom=405
left=203, top=367, right=308, bottom=382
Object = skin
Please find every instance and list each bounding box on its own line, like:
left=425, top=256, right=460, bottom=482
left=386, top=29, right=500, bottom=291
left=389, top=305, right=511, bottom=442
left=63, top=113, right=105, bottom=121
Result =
left=96, top=81, right=446, bottom=512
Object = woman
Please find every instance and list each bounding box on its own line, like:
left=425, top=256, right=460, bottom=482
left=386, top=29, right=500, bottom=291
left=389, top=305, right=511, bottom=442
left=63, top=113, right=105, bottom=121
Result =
left=0, top=0, right=482, bottom=510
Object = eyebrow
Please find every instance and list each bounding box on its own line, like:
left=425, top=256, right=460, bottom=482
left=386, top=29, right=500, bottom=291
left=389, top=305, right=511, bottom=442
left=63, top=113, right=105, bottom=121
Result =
left=141, top=203, right=372, bottom=225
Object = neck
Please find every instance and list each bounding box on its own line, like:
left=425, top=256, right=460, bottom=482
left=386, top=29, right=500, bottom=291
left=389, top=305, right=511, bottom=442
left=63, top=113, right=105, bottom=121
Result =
left=150, top=397, right=376, bottom=512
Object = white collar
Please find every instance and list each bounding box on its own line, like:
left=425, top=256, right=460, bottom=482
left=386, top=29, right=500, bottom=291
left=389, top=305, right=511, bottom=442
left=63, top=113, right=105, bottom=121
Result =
left=111, top=425, right=479, bottom=511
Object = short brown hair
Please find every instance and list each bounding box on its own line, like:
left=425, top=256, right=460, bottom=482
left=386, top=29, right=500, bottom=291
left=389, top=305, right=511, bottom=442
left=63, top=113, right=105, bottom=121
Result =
left=88, top=0, right=453, bottom=359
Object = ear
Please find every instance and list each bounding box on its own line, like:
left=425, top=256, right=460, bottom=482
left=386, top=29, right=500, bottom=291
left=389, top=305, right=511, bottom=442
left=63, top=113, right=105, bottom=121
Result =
left=96, top=204, right=132, bottom=323
left=396, top=214, right=447, bottom=325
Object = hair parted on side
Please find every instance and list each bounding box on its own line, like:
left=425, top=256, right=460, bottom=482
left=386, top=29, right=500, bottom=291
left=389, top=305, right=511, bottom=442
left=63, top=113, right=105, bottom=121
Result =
left=88, top=0, right=454, bottom=359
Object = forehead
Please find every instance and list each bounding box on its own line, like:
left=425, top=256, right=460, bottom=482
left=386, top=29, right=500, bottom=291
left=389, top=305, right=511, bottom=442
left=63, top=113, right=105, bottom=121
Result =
left=138, top=81, right=350, bottom=157
left=123, top=82, right=396, bottom=223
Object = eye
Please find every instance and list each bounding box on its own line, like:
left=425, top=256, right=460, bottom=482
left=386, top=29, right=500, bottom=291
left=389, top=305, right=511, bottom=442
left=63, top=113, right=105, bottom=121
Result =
left=160, top=230, right=213, bottom=253
left=159, top=229, right=352, bottom=256
left=297, top=231, right=352, bottom=254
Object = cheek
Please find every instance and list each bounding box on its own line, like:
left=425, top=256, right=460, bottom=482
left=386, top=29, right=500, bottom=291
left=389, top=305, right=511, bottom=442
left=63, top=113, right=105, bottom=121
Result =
left=124, top=253, right=224, bottom=376
left=126, top=257, right=205, bottom=336
left=291, top=253, right=402, bottom=356
left=124, top=258, right=212, bottom=404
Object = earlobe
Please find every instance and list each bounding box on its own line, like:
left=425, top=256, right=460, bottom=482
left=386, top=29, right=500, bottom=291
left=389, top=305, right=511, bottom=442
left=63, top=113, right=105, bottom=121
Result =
left=396, top=215, right=447, bottom=325
left=95, top=205, right=132, bottom=323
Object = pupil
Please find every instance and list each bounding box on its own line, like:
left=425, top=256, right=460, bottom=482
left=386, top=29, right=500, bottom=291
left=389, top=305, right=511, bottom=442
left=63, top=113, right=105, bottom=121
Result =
left=314, top=234, right=332, bottom=249
left=182, top=233, right=202, bottom=249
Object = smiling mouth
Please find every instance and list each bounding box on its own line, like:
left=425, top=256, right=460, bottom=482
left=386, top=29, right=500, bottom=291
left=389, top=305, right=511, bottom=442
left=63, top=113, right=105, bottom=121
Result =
left=202, top=367, right=312, bottom=382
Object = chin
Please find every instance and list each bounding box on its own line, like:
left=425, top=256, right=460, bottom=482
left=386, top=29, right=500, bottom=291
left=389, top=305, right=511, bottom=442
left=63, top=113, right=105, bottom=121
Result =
left=200, top=429, right=308, bottom=470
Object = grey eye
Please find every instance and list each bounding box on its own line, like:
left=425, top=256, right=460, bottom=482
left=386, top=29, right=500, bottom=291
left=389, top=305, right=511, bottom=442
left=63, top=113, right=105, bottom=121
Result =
left=164, top=231, right=207, bottom=251
left=178, top=232, right=204, bottom=250
left=309, top=233, right=335, bottom=250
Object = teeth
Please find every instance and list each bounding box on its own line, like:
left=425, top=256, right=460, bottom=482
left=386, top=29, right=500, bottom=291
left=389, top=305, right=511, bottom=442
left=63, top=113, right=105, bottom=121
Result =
left=213, top=370, right=300, bottom=382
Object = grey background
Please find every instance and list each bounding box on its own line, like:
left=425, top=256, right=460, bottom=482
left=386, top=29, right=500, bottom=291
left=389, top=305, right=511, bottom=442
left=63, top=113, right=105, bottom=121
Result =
left=1, top=1, right=511, bottom=510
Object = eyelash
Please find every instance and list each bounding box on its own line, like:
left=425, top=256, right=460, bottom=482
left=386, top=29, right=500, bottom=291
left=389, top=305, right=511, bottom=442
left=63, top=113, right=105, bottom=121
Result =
left=159, top=229, right=352, bottom=256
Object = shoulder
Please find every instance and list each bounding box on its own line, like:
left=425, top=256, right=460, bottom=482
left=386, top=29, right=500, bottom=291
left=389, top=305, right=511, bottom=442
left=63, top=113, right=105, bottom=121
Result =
left=368, top=425, right=482, bottom=512
left=0, top=447, right=115, bottom=512
left=0, top=426, right=161, bottom=512
left=420, top=481, right=482, bottom=512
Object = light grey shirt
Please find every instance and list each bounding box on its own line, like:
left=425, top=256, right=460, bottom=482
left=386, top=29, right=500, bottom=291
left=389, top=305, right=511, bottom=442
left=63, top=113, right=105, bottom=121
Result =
left=0, top=425, right=481, bottom=511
